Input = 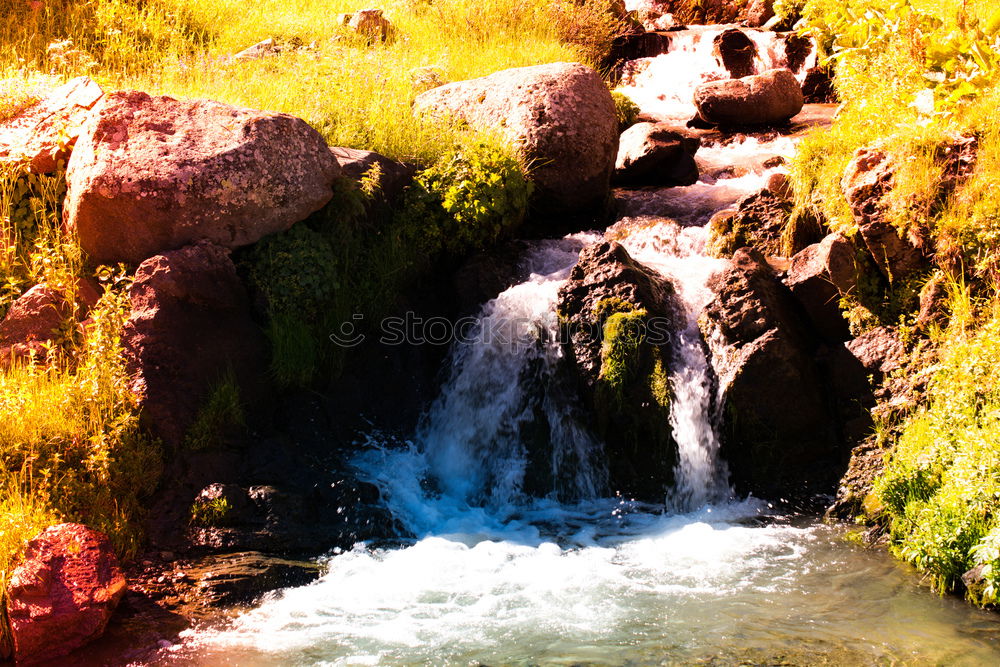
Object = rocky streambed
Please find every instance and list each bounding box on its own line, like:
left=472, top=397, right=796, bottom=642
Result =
left=0, top=10, right=995, bottom=667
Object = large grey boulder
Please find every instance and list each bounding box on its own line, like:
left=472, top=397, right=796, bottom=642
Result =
left=694, top=68, right=803, bottom=126
left=65, top=91, right=340, bottom=265
left=415, top=63, right=618, bottom=218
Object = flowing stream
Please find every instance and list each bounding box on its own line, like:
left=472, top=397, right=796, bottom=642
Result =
left=164, top=26, right=1000, bottom=666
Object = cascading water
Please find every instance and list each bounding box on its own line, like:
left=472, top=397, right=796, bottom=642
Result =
left=616, top=25, right=817, bottom=122
left=416, top=235, right=607, bottom=506
left=164, top=23, right=1000, bottom=667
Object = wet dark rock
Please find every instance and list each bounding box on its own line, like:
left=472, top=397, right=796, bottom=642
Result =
left=713, top=29, right=757, bottom=79
left=826, top=436, right=887, bottom=520
left=695, top=69, right=804, bottom=127
left=802, top=67, right=836, bottom=103
left=452, top=241, right=534, bottom=313
left=706, top=189, right=791, bottom=258
left=782, top=34, right=813, bottom=73
left=784, top=234, right=859, bottom=342
left=700, top=248, right=844, bottom=497
left=604, top=32, right=672, bottom=82
left=614, top=122, right=701, bottom=187
left=558, top=241, right=682, bottom=501
left=186, top=552, right=321, bottom=607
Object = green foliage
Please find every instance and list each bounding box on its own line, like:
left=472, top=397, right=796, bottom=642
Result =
left=185, top=371, right=245, bottom=451
left=190, top=496, right=232, bottom=527
left=875, top=307, right=1000, bottom=601
left=265, top=312, right=320, bottom=389
left=404, top=139, right=532, bottom=256
left=611, top=90, right=640, bottom=132
left=245, top=223, right=338, bottom=320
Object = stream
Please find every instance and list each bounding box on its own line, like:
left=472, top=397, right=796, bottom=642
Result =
left=160, top=24, right=1000, bottom=667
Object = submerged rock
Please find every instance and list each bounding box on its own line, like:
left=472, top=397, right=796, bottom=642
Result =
left=613, top=122, right=700, bottom=187
left=694, top=69, right=804, bottom=126
left=558, top=241, right=682, bottom=500
left=65, top=91, right=339, bottom=265
left=700, top=248, right=843, bottom=496
left=0, top=76, right=103, bottom=174
left=6, top=523, right=126, bottom=664
left=415, top=63, right=618, bottom=220
left=123, top=242, right=266, bottom=448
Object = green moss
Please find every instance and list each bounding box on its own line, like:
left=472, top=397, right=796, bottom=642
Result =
left=598, top=309, right=648, bottom=404
left=185, top=371, right=245, bottom=450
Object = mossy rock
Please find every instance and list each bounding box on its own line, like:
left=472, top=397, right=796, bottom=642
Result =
left=557, top=240, right=682, bottom=501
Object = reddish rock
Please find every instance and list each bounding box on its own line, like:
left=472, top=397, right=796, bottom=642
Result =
left=415, top=63, right=618, bottom=218
left=842, top=144, right=928, bottom=281
left=614, top=122, right=700, bottom=187
left=65, top=91, right=340, bottom=265
left=0, top=77, right=103, bottom=174
left=0, top=281, right=100, bottom=364
left=6, top=523, right=126, bottom=664
left=694, top=69, right=804, bottom=126
left=700, top=248, right=842, bottom=496
left=784, top=234, right=859, bottom=341
left=346, top=8, right=395, bottom=44
left=123, top=242, right=266, bottom=447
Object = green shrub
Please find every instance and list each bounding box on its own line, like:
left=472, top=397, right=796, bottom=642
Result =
left=244, top=224, right=339, bottom=320
left=403, top=138, right=532, bottom=256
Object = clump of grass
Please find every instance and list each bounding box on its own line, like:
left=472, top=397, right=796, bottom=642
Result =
left=185, top=370, right=245, bottom=451
left=874, top=288, right=1000, bottom=600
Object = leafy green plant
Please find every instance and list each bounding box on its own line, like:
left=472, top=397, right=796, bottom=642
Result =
left=405, top=138, right=532, bottom=256
left=611, top=91, right=640, bottom=131
left=190, top=496, right=232, bottom=527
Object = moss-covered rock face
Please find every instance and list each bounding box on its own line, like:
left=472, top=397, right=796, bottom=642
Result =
left=705, top=190, right=796, bottom=259
left=557, top=241, right=681, bottom=501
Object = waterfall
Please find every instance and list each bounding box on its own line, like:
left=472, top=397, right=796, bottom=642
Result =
left=614, top=221, right=729, bottom=509
left=616, top=25, right=816, bottom=122
left=417, top=234, right=606, bottom=507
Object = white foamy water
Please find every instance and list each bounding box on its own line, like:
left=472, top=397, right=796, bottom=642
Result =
left=160, top=48, right=1000, bottom=667
left=616, top=26, right=815, bottom=121
left=614, top=220, right=728, bottom=510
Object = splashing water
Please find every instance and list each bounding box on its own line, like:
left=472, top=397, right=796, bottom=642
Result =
left=162, top=47, right=1000, bottom=667
left=616, top=25, right=816, bottom=121
left=416, top=234, right=606, bottom=506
